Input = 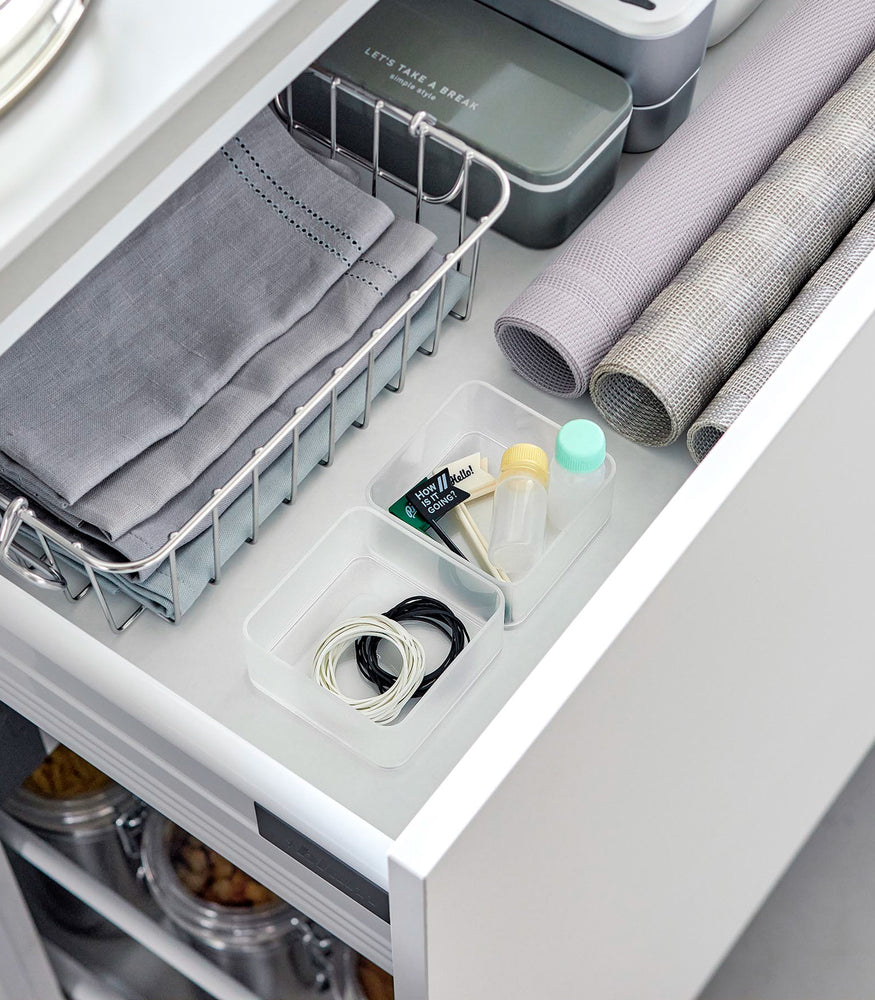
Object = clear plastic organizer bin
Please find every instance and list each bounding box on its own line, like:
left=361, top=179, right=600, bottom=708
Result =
left=243, top=507, right=504, bottom=768
left=368, top=381, right=616, bottom=625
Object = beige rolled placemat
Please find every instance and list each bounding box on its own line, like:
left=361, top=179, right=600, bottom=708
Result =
left=494, top=0, right=875, bottom=399
left=588, top=52, right=875, bottom=448
left=687, top=205, right=875, bottom=463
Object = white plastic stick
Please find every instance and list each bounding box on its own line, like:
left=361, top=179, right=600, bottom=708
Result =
left=432, top=453, right=507, bottom=579
left=0, top=812, right=263, bottom=1000
left=453, top=505, right=509, bottom=583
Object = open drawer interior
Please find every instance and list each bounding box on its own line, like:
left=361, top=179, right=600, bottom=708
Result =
left=0, top=0, right=857, bottom=848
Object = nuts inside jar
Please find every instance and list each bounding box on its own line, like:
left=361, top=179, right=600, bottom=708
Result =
left=358, top=956, right=395, bottom=1000
left=170, top=829, right=278, bottom=908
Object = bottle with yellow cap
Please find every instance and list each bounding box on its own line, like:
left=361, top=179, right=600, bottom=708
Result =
left=487, top=443, right=549, bottom=581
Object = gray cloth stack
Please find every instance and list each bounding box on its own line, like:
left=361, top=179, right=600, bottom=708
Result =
left=687, top=204, right=875, bottom=463
left=0, top=104, right=455, bottom=617
left=494, top=0, right=875, bottom=398
left=38, top=265, right=468, bottom=620
left=4, top=217, right=435, bottom=553
left=588, top=52, right=875, bottom=446
left=0, top=108, right=393, bottom=504
left=102, top=247, right=449, bottom=566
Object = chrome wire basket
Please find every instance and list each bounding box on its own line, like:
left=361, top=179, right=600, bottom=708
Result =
left=0, top=66, right=510, bottom=633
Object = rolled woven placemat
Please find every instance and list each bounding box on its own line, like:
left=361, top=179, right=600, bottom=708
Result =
left=687, top=204, right=875, bottom=463
left=493, top=0, right=875, bottom=399
left=588, top=52, right=875, bottom=447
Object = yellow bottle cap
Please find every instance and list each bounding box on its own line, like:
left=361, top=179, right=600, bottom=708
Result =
left=499, top=443, right=549, bottom=489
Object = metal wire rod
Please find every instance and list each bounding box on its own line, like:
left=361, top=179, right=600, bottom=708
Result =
left=249, top=451, right=263, bottom=544
left=353, top=347, right=376, bottom=429
left=320, top=380, right=340, bottom=467
left=211, top=491, right=222, bottom=584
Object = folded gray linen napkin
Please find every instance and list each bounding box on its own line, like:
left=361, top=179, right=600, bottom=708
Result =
left=589, top=52, right=875, bottom=447
left=494, top=0, right=875, bottom=398
left=293, top=131, right=361, bottom=185
left=115, top=248, right=455, bottom=566
left=687, top=203, right=875, bottom=463
left=41, top=265, right=468, bottom=620
left=0, top=107, right=393, bottom=503
left=55, top=219, right=435, bottom=541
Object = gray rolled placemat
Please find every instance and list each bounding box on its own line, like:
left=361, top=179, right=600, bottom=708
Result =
left=0, top=107, right=393, bottom=504
left=687, top=204, right=875, bottom=463
left=36, top=266, right=468, bottom=619
left=494, top=0, right=875, bottom=398
left=588, top=52, right=875, bottom=447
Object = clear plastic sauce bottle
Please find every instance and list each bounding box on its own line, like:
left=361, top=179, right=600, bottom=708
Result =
left=487, top=444, right=549, bottom=581
left=548, top=419, right=607, bottom=531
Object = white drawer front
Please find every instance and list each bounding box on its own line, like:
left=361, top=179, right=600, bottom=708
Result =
left=390, top=262, right=875, bottom=999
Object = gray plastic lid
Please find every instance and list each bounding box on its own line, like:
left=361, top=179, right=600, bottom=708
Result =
left=318, top=0, right=632, bottom=185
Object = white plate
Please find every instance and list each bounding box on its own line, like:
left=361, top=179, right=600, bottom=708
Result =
left=0, top=0, right=90, bottom=115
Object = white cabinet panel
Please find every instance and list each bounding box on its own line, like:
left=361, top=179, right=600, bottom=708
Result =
left=391, top=274, right=875, bottom=999
left=0, top=612, right=394, bottom=967
left=0, top=846, right=63, bottom=1000
left=0, top=0, right=376, bottom=355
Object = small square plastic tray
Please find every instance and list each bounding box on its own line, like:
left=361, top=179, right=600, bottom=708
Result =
left=368, top=381, right=615, bottom=625
left=244, top=507, right=504, bottom=768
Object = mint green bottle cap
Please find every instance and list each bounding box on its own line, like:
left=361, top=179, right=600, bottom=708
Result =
left=555, top=419, right=606, bottom=474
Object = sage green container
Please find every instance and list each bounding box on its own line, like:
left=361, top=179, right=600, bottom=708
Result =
left=294, top=0, right=632, bottom=248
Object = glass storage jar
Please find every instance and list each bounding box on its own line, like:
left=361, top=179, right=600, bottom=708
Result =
left=331, top=944, right=395, bottom=1000
left=140, top=812, right=329, bottom=998
left=2, top=748, right=148, bottom=935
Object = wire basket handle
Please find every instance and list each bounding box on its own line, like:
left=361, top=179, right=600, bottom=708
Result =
left=0, top=497, right=66, bottom=591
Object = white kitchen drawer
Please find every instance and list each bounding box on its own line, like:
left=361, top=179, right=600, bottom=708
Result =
left=2, top=1, right=875, bottom=998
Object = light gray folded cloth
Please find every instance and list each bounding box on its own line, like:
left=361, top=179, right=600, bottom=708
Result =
left=293, top=131, right=362, bottom=186
left=0, top=107, right=393, bottom=503
left=494, top=0, right=875, bottom=398
left=47, top=265, right=468, bottom=620
left=114, top=249, right=455, bottom=567
left=29, top=218, right=434, bottom=542
left=687, top=204, right=875, bottom=463
left=588, top=53, right=875, bottom=447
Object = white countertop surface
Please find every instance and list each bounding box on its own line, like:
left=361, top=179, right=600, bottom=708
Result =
left=0, top=0, right=375, bottom=354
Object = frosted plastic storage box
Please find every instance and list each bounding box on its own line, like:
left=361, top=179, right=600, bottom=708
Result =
left=476, top=0, right=716, bottom=151
left=244, top=507, right=504, bottom=768
left=368, top=382, right=616, bottom=625
left=293, top=0, right=632, bottom=247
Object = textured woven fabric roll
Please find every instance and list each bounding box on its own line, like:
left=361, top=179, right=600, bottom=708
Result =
left=494, top=0, right=875, bottom=398
left=588, top=53, right=875, bottom=447
left=687, top=205, right=875, bottom=463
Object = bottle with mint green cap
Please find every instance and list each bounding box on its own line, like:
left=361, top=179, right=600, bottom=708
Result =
left=548, top=419, right=607, bottom=531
